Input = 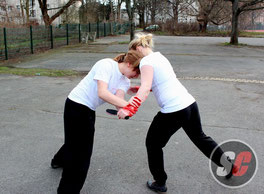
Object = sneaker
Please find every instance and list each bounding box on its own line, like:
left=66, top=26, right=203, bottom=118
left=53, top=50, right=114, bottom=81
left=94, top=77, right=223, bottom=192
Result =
left=225, top=163, right=239, bottom=179
left=146, top=180, right=167, bottom=193
left=225, top=157, right=239, bottom=179
left=51, top=159, right=63, bottom=169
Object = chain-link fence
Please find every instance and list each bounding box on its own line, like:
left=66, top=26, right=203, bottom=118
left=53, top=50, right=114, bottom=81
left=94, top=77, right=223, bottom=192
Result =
left=0, top=22, right=130, bottom=61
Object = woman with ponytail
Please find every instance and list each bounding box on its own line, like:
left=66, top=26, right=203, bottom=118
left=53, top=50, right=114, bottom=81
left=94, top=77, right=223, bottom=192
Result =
left=118, top=32, right=238, bottom=192
left=51, top=50, right=143, bottom=194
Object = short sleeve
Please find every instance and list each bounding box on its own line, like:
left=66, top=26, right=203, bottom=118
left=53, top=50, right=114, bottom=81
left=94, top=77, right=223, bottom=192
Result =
left=93, top=59, right=113, bottom=83
left=139, top=56, right=153, bottom=69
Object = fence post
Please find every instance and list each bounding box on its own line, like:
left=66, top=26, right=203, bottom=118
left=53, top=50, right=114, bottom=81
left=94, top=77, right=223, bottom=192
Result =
left=109, top=22, right=112, bottom=35
left=78, top=23, right=81, bottom=43
left=97, top=22, right=99, bottom=38
left=30, top=25, right=34, bottom=54
left=3, top=28, right=8, bottom=60
left=66, top=24, right=69, bottom=45
left=104, top=23, right=106, bottom=37
left=50, top=25, right=53, bottom=49
left=88, top=23, right=91, bottom=33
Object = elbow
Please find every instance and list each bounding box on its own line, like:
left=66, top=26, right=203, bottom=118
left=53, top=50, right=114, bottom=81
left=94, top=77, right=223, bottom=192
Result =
left=98, top=89, right=105, bottom=100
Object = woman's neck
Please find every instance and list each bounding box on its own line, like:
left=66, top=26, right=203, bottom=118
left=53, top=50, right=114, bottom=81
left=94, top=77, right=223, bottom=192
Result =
left=144, top=48, right=154, bottom=56
left=118, top=62, right=125, bottom=75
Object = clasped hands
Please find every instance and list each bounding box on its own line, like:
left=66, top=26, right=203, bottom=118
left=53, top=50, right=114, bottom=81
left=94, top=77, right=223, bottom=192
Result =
left=117, top=96, right=141, bottom=119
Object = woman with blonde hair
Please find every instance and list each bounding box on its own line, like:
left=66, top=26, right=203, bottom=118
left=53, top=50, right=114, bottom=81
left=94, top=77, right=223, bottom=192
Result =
left=51, top=50, right=143, bottom=194
left=118, top=33, right=238, bottom=192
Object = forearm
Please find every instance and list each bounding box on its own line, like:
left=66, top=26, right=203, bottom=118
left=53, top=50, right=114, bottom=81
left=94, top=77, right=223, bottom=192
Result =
left=136, top=84, right=151, bottom=103
left=135, top=65, right=153, bottom=103
left=99, top=90, right=128, bottom=108
left=115, top=89, right=126, bottom=110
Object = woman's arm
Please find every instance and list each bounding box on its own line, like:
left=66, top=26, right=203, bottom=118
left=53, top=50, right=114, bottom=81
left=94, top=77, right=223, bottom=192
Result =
left=118, top=65, right=153, bottom=119
left=134, top=65, right=153, bottom=102
left=115, top=89, right=126, bottom=110
left=97, top=80, right=128, bottom=107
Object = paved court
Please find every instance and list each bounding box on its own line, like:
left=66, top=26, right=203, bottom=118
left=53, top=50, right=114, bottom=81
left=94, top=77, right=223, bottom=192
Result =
left=0, top=35, right=264, bottom=194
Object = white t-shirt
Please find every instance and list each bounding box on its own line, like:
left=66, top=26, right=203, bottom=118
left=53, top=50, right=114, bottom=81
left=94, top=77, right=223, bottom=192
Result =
left=140, top=52, right=195, bottom=113
left=68, top=58, right=130, bottom=110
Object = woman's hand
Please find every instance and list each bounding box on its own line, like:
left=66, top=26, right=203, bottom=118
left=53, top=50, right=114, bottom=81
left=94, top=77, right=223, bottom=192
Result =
left=117, top=108, right=131, bottom=119
left=117, top=104, right=138, bottom=119
left=127, top=86, right=140, bottom=95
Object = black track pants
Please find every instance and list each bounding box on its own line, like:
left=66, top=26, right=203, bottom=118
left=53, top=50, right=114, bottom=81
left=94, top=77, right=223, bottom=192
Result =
left=53, top=98, right=95, bottom=194
left=146, top=102, right=224, bottom=185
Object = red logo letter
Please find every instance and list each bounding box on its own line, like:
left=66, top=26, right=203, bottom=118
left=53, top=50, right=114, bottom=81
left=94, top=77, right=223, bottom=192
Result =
left=234, top=151, right=252, bottom=176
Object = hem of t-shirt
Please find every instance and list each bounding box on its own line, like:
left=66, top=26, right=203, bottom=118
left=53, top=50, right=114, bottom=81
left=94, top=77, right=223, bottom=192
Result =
left=68, top=96, right=96, bottom=111
left=160, top=99, right=196, bottom=113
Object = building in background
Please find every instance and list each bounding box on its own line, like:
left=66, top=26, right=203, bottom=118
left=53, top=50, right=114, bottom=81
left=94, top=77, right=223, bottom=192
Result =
left=0, top=0, right=77, bottom=25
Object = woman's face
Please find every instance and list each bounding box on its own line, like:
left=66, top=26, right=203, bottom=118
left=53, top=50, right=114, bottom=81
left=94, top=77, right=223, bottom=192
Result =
left=123, top=64, right=140, bottom=79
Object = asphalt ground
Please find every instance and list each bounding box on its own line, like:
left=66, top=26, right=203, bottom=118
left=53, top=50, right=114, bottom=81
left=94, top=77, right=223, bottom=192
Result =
left=0, top=34, right=264, bottom=194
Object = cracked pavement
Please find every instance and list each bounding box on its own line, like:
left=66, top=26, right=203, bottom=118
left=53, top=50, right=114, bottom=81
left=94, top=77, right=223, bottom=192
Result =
left=0, top=35, right=264, bottom=194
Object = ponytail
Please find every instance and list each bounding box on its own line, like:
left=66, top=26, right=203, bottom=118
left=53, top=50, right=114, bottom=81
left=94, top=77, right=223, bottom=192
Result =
left=129, top=32, right=154, bottom=50
left=113, top=50, right=143, bottom=70
left=113, top=53, right=126, bottom=63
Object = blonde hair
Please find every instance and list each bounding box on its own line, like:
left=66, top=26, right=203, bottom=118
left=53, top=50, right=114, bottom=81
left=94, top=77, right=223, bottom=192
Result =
left=128, top=32, right=154, bottom=50
left=113, top=50, right=143, bottom=71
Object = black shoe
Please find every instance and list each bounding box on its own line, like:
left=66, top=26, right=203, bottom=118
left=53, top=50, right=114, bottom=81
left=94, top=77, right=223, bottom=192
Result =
left=225, top=163, right=239, bottom=179
left=147, top=180, right=167, bottom=193
left=225, top=157, right=239, bottom=179
left=51, top=159, right=63, bottom=169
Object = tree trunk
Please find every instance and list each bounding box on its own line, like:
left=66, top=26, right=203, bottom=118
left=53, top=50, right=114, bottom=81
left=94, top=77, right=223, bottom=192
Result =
left=25, top=0, right=30, bottom=24
left=109, top=1, right=114, bottom=22
left=230, top=0, right=239, bottom=45
left=117, top=3, right=121, bottom=22
left=173, top=4, right=179, bottom=31
left=125, top=0, right=134, bottom=40
left=201, top=20, right=208, bottom=32
left=139, top=12, right=145, bottom=28
left=20, top=0, right=25, bottom=24
left=2, top=0, right=10, bottom=23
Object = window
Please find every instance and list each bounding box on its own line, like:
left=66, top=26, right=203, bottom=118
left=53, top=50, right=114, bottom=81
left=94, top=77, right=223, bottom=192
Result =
left=30, top=0, right=35, bottom=7
left=30, top=10, right=36, bottom=17
left=17, top=5, right=20, bottom=10
left=8, top=6, right=13, bottom=11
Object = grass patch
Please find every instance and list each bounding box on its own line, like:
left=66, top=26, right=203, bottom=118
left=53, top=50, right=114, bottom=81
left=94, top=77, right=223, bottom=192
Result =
left=152, top=31, right=171, bottom=36
left=240, top=31, right=264, bottom=38
left=118, top=41, right=130, bottom=44
left=0, top=66, right=82, bottom=77
left=221, top=42, right=248, bottom=47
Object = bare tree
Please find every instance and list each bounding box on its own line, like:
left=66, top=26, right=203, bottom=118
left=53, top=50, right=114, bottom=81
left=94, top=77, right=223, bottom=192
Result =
left=167, top=0, right=195, bottom=30
left=226, top=0, right=264, bottom=44
left=0, top=0, right=10, bottom=23
left=61, top=3, right=80, bottom=23
left=187, top=0, right=231, bottom=32
left=125, top=0, right=136, bottom=40
left=134, top=0, right=147, bottom=28
left=37, top=0, right=81, bottom=26
left=148, top=0, right=157, bottom=24
left=20, top=0, right=26, bottom=24
left=116, top=0, right=124, bottom=22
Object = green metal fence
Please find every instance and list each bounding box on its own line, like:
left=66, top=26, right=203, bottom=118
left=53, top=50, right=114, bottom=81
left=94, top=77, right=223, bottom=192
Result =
left=0, top=22, right=130, bottom=61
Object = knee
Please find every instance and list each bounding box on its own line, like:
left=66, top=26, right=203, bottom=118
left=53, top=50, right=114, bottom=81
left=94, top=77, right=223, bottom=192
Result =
left=190, top=133, right=212, bottom=144
left=145, top=136, right=166, bottom=151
